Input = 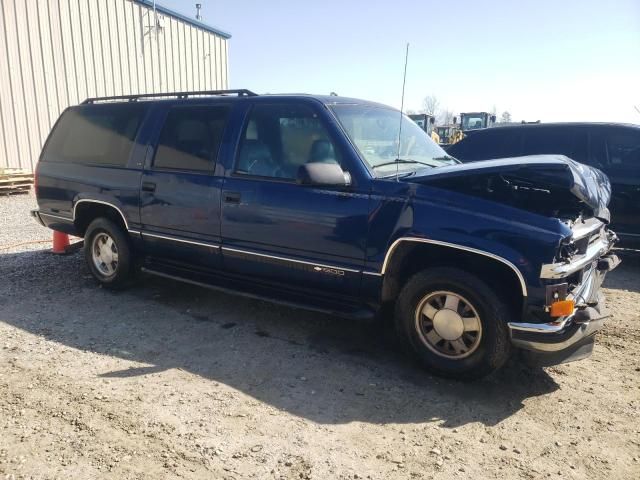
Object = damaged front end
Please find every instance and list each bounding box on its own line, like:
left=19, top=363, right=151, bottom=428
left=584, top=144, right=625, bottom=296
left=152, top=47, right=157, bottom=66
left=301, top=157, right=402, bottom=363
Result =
left=406, top=154, right=612, bottom=222
left=511, top=216, right=620, bottom=365
left=406, top=154, right=620, bottom=365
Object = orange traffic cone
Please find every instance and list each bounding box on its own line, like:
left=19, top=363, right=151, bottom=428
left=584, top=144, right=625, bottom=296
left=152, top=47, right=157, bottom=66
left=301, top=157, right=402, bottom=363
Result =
left=52, top=231, right=70, bottom=254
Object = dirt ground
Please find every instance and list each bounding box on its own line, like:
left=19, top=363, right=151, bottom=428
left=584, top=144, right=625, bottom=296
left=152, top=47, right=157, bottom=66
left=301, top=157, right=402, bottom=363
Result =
left=1, top=193, right=639, bottom=480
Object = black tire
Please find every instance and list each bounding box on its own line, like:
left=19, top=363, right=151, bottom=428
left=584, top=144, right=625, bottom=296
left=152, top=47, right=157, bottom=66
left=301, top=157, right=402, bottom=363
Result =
left=84, top=217, right=134, bottom=289
left=395, top=267, right=512, bottom=380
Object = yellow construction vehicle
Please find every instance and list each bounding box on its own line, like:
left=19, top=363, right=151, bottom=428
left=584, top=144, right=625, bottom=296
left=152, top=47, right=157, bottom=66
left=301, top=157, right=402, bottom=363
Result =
left=458, top=112, right=496, bottom=132
left=408, top=114, right=440, bottom=143
left=436, top=112, right=496, bottom=147
left=435, top=124, right=463, bottom=147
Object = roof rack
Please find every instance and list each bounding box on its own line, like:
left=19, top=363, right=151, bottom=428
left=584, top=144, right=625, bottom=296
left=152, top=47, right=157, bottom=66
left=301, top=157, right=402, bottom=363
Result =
left=82, top=89, right=258, bottom=104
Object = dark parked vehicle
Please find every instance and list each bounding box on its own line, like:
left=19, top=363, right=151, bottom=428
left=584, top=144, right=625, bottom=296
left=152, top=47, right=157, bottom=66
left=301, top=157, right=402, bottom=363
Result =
left=447, top=123, right=640, bottom=244
left=32, top=90, right=620, bottom=379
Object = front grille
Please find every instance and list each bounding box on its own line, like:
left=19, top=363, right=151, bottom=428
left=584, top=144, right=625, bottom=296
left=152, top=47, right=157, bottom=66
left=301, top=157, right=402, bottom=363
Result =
left=572, top=220, right=604, bottom=255
left=564, top=221, right=604, bottom=293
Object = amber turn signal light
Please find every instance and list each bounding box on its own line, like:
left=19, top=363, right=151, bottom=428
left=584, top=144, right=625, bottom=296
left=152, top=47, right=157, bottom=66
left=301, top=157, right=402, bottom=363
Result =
left=549, top=299, right=575, bottom=317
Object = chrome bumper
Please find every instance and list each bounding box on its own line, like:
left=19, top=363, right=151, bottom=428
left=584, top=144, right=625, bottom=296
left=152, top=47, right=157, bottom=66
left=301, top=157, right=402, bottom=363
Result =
left=507, top=225, right=619, bottom=362
left=539, top=226, right=617, bottom=279
left=509, top=255, right=618, bottom=354
left=509, top=286, right=607, bottom=352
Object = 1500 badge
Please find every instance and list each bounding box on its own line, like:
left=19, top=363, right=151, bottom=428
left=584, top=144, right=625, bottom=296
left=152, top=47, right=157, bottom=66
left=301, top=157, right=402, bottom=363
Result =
left=313, top=266, right=345, bottom=276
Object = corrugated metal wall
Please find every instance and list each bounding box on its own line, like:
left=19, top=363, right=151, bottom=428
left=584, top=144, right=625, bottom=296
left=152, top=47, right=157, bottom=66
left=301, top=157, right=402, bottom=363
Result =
left=0, top=0, right=230, bottom=171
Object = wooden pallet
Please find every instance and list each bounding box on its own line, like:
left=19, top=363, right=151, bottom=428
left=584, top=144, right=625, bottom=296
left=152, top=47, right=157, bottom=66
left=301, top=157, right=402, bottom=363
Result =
left=0, top=168, right=33, bottom=195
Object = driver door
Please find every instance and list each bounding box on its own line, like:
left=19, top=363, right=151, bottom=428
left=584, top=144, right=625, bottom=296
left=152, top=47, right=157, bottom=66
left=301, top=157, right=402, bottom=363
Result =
left=220, top=101, right=370, bottom=296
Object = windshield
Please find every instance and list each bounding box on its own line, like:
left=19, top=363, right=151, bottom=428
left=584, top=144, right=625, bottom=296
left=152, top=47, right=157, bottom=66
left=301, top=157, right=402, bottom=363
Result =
left=436, top=127, right=450, bottom=141
left=461, top=114, right=486, bottom=131
left=331, top=105, right=455, bottom=176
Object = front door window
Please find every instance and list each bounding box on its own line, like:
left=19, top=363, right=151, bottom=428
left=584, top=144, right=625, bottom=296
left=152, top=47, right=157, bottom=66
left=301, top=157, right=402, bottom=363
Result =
left=235, top=104, right=340, bottom=180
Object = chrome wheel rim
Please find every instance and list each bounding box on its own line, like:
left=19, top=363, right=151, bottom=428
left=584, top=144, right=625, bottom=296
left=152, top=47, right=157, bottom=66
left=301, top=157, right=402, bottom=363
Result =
left=414, top=290, right=482, bottom=359
left=91, top=232, right=119, bottom=277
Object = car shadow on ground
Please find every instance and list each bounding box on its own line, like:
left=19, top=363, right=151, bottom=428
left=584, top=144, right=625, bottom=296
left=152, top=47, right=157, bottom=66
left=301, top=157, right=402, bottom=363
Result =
left=0, top=248, right=560, bottom=428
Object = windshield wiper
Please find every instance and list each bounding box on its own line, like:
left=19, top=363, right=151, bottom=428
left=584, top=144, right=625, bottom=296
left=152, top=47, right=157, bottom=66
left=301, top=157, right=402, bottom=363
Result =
left=372, top=158, right=435, bottom=169
left=432, top=155, right=459, bottom=164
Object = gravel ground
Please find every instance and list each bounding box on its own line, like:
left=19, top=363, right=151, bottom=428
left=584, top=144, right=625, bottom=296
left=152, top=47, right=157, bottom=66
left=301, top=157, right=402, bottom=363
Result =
left=1, top=192, right=639, bottom=480
left=0, top=193, right=47, bottom=252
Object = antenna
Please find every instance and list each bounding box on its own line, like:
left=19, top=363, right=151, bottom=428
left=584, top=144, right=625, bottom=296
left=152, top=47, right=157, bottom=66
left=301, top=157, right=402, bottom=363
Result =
left=396, top=43, right=409, bottom=182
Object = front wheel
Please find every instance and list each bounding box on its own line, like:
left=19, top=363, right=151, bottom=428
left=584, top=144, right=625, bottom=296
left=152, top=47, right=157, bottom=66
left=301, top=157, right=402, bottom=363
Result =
left=84, top=217, right=134, bottom=289
left=395, top=267, right=512, bottom=380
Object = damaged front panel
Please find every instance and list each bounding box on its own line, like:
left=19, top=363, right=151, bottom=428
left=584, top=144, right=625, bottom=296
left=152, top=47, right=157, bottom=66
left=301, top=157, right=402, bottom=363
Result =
left=406, top=155, right=612, bottom=222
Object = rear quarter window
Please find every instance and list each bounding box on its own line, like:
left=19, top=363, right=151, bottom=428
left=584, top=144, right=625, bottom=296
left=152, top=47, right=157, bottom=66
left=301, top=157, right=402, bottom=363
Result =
left=42, top=103, right=147, bottom=166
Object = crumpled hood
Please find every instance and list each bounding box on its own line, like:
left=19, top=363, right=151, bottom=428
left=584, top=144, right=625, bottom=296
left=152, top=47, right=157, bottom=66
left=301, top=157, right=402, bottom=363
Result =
left=406, top=155, right=612, bottom=221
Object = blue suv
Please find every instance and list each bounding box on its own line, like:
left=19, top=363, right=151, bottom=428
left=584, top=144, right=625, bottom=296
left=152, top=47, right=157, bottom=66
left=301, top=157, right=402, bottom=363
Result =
left=32, top=90, right=620, bottom=379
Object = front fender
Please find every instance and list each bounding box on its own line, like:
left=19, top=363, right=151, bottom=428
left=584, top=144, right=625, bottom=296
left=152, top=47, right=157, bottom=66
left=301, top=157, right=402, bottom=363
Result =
left=366, top=182, right=570, bottom=298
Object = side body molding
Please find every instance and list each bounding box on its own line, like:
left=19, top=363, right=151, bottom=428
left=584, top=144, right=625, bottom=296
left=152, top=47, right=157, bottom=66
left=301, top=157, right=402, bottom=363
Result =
left=381, top=237, right=528, bottom=297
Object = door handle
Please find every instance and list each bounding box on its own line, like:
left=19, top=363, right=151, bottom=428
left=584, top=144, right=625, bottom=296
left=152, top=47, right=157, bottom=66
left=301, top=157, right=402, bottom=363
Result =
left=142, top=181, right=156, bottom=192
left=224, top=191, right=241, bottom=204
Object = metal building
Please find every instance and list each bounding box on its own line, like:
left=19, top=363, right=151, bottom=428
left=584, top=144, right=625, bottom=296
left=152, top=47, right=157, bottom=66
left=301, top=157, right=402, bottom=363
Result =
left=0, top=0, right=231, bottom=171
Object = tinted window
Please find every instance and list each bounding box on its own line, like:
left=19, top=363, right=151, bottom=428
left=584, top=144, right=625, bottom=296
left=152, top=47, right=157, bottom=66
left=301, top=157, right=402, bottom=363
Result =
left=607, top=130, right=640, bottom=166
left=154, top=106, right=229, bottom=172
left=236, top=104, right=339, bottom=179
left=43, top=103, right=146, bottom=166
left=449, top=130, right=521, bottom=161
left=590, top=128, right=640, bottom=180
left=521, top=127, right=587, bottom=162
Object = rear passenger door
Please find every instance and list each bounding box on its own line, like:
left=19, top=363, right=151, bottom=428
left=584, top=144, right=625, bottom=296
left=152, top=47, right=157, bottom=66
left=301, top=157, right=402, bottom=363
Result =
left=139, top=104, right=230, bottom=267
left=520, top=127, right=588, bottom=163
left=449, top=130, right=522, bottom=161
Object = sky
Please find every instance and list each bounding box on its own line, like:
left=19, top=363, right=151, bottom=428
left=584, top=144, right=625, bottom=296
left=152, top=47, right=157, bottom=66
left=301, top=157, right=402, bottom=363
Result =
left=161, top=0, right=640, bottom=123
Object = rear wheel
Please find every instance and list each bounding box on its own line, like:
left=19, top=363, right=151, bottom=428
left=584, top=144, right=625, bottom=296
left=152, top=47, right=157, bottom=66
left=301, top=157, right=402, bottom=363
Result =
left=395, top=267, right=512, bottom=380
left=84, top=217, right=133, bottom=289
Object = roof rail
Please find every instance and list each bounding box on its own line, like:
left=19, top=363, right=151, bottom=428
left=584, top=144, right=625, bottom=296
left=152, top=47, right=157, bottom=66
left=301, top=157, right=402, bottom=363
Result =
left=82, top=89, right=258, bottom=104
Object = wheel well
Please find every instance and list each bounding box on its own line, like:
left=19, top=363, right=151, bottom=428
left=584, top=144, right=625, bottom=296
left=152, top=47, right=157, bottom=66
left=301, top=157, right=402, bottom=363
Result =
left=381, top=242, right=524, bottom=317
left=74, top=202, right=127, bottom=237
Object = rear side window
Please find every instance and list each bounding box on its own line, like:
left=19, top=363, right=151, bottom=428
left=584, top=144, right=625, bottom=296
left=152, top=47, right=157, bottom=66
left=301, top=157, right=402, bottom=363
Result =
left=591, top=128, right=640, bottom=178
left=43, top=103, right=146, bottom=166
left=521, top=128, right=587, bottom=162
left=153, top=105, right=230, bottom=172
left=606, top=130, right=640, bottom=166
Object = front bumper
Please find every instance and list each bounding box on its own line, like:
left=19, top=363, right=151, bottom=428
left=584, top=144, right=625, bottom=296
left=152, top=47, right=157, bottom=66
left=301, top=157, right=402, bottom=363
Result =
left=507, top=224, right=620, bottom=365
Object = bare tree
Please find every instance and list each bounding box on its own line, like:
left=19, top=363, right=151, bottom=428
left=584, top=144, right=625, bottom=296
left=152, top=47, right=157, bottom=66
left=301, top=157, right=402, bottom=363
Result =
left=438, top=109, right=454, bottom=125
left=500, top=111, right=512, bottom=123
left=422, top=95, right=440, bottom=117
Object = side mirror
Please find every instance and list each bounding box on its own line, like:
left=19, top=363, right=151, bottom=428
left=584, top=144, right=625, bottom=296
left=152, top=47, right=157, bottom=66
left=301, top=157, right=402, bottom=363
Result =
left=429, top=117, right=435, bottom=124
left=490, top=115, right=497, bottom=123
left=453, top=116, right=457, bottom=125
left=297, top=162, right=351, bottom=187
